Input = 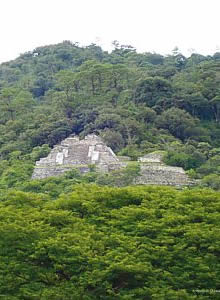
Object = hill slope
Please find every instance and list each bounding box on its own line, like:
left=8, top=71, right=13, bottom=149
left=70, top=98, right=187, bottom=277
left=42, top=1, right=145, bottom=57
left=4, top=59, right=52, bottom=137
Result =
left=0, top=41, right=220, bottom=189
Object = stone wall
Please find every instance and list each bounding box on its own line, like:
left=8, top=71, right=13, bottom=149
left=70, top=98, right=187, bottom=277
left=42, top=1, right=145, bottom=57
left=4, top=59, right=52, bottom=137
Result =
left=135, top=153, right=192, bottom=187
left=135, top=164, right=191, bottom=186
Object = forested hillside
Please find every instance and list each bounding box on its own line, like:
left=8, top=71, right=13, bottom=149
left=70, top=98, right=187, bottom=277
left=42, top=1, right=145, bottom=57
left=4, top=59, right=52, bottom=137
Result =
left=0, top=41, right=220, bottom=189
left=0, top=42, right=220, bottom=299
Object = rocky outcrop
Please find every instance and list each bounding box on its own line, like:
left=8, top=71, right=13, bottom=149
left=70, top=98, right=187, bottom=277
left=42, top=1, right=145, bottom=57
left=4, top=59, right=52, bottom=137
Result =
left=32, top=134, right=121, bottom=179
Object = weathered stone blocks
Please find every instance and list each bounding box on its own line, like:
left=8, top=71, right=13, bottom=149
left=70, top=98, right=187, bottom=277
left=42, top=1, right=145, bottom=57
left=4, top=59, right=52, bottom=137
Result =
left=32, top=135, right=192, bottom=187
left=32, top=134, right=121, bottom=179
left=136, top=152, right=192, bottom=187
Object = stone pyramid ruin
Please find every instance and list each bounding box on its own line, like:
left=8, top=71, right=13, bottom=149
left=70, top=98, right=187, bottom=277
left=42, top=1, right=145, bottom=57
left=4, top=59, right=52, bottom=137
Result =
left=32, top=134, right=121, bottom=179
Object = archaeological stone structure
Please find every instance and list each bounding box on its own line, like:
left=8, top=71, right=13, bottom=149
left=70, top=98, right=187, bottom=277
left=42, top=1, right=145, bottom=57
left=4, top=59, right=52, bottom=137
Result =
left=32, top=134, right=121, bottom=179
left=32, top=135, right=192, bottom=187
left=135, top=152, right=192, bottom=187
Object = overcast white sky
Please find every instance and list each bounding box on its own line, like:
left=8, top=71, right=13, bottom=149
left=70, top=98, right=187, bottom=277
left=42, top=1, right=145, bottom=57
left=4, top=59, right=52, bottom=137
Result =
left=0, top=0, right=220, bottom=63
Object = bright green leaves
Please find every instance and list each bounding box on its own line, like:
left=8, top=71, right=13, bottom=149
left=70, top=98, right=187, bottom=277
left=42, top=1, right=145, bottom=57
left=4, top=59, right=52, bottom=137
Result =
left=0, top=185, right=219, bottom=298
left=0, top=88, right=36, bottom=122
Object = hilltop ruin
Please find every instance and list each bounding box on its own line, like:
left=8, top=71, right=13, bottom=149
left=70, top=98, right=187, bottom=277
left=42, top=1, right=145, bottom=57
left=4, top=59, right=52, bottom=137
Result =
left=136, top=153, right=192, bottom=187
left=32, top=134, right=192, bottom=187
left=32, top=134, right=121, bottom=179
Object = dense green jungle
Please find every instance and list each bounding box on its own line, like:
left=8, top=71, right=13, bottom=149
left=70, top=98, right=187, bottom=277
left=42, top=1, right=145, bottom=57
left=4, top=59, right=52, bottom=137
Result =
left=0, top=41, right=220, bottom=299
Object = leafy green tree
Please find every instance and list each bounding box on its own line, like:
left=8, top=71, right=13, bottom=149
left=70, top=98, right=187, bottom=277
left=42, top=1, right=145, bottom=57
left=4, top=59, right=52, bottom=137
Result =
left=134, top=76, right=172, bottom=107
left=100, top=129, right=125, bottom=152
left=30, top=144, right=51, bottom=161
left=165, top=151, right=205, bottom=170
left=0, top=88, right=18, bottom=121
left=210, top=95, right=220, bottom=122
left=198, top=155, right=220, bottom=176
left=156, top=108, right=197, bottom=140
left=202, top=174, right=220, bottom=190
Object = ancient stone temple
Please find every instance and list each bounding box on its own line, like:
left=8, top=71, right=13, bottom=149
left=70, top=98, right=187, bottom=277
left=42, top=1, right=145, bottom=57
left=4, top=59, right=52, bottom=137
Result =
left=32, top=135, right=192, bottom=187
left=135, top=152, right=192, bottom=187
left=32, top=134, right=121, bottom=179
